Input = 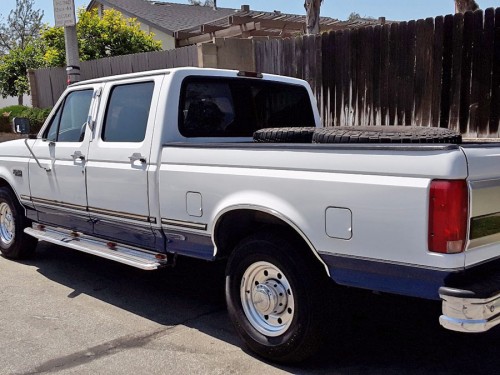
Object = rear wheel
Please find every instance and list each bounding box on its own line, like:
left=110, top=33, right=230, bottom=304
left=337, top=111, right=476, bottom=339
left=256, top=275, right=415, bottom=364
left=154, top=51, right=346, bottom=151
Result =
left=0, top=187, right=37, bottom=259
left=225, top=232, right=327, bottom=363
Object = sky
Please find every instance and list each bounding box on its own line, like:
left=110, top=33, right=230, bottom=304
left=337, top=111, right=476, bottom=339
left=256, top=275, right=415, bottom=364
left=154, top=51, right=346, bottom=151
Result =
left=1, top=0, right=500, bottom=25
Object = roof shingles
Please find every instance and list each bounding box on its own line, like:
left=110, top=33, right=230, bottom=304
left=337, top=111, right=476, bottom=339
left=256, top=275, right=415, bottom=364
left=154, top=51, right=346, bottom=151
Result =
left=89, top=0, right=239, bottom=34
left=88, top=0, right=387, bottom=40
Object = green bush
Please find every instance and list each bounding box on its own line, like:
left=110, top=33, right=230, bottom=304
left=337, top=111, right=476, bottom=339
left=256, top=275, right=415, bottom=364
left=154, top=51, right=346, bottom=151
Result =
left=20, top=107, right=52, bottom=133
left=0, top=105, right=28, bottom=132
left=0, top=105, right=51, bottom=133
left=1, top=105, right=27, bottom=118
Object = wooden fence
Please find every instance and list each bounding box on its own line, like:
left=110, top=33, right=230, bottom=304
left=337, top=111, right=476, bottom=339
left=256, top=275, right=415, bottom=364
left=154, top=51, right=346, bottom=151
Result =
left=30, top=45, right=198, bottom=108
left=255, top=8, right=500, bottom=138
left=30, top=8, right=500, bottom=137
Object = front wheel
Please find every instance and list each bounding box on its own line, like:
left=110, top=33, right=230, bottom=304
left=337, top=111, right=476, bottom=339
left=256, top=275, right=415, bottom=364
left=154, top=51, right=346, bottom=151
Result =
left=0, top=187, right=37, bottom=259
left=225, top=232, right=328, bottom=363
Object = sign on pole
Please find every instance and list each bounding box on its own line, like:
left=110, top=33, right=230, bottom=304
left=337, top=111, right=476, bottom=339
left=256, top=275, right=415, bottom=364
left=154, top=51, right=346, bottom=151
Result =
left=53, top=0, right=80, bottom=84
left=53, top=0, right=76, bottom=27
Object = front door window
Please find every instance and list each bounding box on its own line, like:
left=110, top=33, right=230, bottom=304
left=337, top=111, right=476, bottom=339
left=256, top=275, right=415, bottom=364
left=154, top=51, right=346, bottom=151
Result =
left=44, top=89, right=93, bottom=142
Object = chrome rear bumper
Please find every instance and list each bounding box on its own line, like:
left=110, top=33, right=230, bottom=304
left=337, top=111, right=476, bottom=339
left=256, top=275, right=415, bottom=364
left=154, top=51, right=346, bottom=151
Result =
left=439, top=289, right=500, bottom=333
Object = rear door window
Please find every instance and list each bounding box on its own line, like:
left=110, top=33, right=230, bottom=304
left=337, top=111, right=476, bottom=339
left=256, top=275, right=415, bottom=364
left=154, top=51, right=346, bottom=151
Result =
left=102, top=81, right=154, bottom=142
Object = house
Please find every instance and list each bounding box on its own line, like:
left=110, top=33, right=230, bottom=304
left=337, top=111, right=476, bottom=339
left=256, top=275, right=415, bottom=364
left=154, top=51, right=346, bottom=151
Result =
left=87, top=0, right=385, bottom=49
left=87, top=0, right=237, bottom=49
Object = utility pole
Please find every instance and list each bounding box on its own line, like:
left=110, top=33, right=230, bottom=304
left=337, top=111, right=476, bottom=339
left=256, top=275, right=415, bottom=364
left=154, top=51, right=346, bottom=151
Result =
left=53, top=0, right=80, bottom=85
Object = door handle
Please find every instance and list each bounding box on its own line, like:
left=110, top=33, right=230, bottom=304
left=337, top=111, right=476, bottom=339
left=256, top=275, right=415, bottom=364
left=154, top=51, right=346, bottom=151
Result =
left=71, top=151, right=85, bottom=161
left=129, top=153, right=146, bottom=163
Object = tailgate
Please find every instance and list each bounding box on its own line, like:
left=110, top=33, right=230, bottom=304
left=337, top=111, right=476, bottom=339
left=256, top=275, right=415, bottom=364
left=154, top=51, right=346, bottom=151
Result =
left=461, top=144, right=500, bottom=267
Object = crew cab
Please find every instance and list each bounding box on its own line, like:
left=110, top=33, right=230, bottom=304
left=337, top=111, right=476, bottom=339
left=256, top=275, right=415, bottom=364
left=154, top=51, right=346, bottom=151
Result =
left=0, top=67, right=498, bottom=362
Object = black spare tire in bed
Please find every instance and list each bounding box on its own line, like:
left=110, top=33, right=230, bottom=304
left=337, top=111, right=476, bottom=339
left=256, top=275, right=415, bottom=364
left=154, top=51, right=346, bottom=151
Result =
left=253, top=126, right=462, bottom=144
left=253, top=127, right=316, bottom=143
left=313, top=126, right=462, bottom=144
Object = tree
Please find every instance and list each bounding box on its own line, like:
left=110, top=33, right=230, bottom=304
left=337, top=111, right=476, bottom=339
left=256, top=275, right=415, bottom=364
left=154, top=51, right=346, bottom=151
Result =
left=0, top=0, right=44, bottom=104
left=41, top=8, right=162, bottom=67
left=455, top=0, right=480, bottom=13
left=347, top=12, right=375, bottom=22
left=348, top=12, right=361, bottom=21
left=188, top=0, right=216, bottom=7
left=0, top=41, right=45, bottom=104
left=0, top=0, right=43, bottom=55
left=304, top=0, right=323, bottom=35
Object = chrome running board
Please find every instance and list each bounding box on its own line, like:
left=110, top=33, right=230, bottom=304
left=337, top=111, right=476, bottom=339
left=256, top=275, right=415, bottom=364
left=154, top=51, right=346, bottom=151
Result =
left=25, top=225, right=166, bottom=270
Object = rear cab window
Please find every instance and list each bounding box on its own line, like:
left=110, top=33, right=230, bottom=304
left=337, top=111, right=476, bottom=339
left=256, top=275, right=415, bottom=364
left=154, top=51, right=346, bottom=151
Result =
left=178, top=77, right=315, bottom=138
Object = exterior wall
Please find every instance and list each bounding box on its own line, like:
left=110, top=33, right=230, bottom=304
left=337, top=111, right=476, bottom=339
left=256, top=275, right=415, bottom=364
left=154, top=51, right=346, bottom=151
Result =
left=138, top=23, right=175, bottom=50
left=90, top=3, right=175, bottom=50
left=0, top=95, right=32, bottom=108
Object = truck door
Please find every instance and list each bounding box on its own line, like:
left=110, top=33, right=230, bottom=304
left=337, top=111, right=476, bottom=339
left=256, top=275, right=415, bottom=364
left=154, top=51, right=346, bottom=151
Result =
left=85, top=77, right=161, bottom=250
left=28, top=86, right=97, bottom=232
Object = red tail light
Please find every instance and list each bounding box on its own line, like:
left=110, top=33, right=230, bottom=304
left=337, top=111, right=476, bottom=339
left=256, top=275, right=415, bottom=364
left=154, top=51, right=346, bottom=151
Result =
left=428, top=180, right=468, bottom=254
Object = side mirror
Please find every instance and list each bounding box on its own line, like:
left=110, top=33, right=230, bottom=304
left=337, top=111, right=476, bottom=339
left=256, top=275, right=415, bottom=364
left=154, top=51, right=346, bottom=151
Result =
left=12, top=117, right=31, bottom=134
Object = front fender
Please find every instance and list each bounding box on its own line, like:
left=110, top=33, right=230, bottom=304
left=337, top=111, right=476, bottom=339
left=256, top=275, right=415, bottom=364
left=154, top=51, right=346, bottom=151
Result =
left=0, top=139, right=32, bottom=203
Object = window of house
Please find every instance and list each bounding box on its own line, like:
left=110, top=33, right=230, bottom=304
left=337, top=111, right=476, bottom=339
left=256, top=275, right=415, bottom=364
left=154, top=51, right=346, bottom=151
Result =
left=44, top=89, right=93, bottom=142
left=179, top=77, right=315, bottom=137
left=101, top=81, right=154, bottom=142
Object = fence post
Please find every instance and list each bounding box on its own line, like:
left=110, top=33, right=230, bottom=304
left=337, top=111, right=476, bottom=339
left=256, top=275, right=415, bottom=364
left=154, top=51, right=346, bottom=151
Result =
left=197, top=43, right=217, bottom=68
left=27, top=69, right=39, bottom=108
left=214, top=38, right=255, bottom=71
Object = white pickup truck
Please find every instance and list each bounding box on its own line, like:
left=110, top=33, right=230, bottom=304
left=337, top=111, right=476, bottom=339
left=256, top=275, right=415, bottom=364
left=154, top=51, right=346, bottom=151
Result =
left=1, top=68, right=499, bottom=362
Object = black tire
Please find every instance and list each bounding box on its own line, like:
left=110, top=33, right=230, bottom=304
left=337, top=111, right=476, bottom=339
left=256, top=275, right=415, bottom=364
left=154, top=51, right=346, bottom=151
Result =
left=253, top=127, right=316, bottom=143
left=225, top=232, right=327, bottom=363
left=313, top=126, right=462, bottom=144
left=0, top=187, right=37, bottom=259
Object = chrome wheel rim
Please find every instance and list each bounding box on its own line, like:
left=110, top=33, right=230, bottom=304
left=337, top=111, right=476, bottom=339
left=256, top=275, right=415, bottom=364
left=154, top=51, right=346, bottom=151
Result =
left=0, top=202, right=14, bottom=245
left=240, top=261, right=295, bottom=337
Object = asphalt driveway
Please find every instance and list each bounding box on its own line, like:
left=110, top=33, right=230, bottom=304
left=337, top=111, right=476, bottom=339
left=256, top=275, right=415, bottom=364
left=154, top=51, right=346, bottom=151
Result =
left=0, top=242, right=498, bottom=374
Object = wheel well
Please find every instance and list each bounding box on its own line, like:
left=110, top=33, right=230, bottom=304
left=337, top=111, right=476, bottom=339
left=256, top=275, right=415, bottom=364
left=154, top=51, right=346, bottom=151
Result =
left=214, top=209, right=327, bottom=274
left=0, top=178, right=23, bottom=208
left=0, top=178, right=14, bottom=193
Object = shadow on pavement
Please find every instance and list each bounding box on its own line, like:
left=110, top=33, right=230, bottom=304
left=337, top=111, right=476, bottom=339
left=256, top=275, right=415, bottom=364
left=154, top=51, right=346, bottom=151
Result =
left=21, top=242, right=499, bottom=374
